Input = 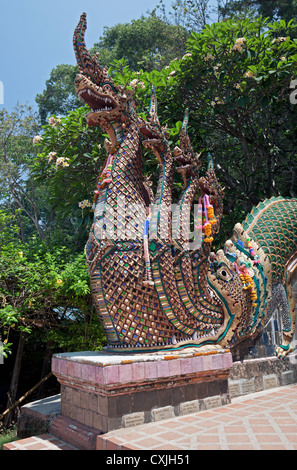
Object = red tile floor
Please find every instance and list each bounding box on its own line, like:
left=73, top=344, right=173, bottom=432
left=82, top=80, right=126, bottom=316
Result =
left=4, top=384, right=297, bottom=450
left=3, top=434, right=78, bottom=450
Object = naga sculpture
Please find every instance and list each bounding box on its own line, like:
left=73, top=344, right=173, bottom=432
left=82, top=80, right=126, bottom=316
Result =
left=73, top=13, right=297, bottom=358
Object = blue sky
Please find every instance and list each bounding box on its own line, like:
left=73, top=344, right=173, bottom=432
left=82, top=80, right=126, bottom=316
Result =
left=0, top=0, right=173, bottom=112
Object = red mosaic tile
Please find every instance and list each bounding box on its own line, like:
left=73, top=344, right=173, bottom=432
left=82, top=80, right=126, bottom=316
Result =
left=224, top=425, right=247, bottom=434
left=279, top=425, right=297, bottom=433
left=157, top=431, right=184, bottom=441
left=197, top=444, right=221, bottom=450
left=226, top=434, right=251, bottom=444
left=197, top=434, right=220, bottom=443
left=254, top=434, right=282, bottom=443
left=26, top=442, right=49, bottom=450
left=135, top=437, right=164, bottom=448
left=153, top=444, right=184, bottom=450
left=251, top=425, right=275, bottom=433
left=259, top=445, right=287, bottom=450
left=228, top=445, right=254, bottom=450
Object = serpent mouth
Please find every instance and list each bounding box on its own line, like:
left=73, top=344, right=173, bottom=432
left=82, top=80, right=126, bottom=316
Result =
left=198, top=176, right=216, bottom=195
left=173, top=147, right=193, bottom=183
left=77, top=87, right=117, bottom=114
left=140, top=123, right=165, bottom=153
left=175, top=153, right=192, bottom=172
left=139, top=123, right=159, bottom=139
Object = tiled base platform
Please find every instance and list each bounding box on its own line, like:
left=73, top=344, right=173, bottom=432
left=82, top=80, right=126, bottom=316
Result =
left=51, top=347, right=232, bottom=439
left=5, top=385, right=297, bottom=450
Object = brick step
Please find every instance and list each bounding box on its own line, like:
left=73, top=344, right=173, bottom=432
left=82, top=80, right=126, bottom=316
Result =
left=3, top=433, right=78, bottom=450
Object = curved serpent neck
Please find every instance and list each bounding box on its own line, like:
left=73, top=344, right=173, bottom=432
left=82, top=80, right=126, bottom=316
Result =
left=149, top=143, right=174, bottom=243
left=93, top=117, right=148, bottom=243
left=171, top=176, right=224, bottom=341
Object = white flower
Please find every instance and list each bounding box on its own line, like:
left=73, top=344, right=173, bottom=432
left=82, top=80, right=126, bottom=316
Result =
left=182, top=53, right=192, bottom=59
left=234, top=83, right=241, bottom=89
left=129, top=79, right=145, bottom=89
left=272, top=37, right=288, bottom=45
left=129, top=79, right=139, bottom=88
left=168, top=70, right=176, bottom=77
left=78, top=200, right=92, bottom=209
left=280, top=56, right=286, bottom=61
left=48, top=116, right=61, bottom=127
left=56, top=157, right=70, bottom=169
left=33, top=135, right=43, bottom=145
left=211, top=97, right=225, bottom=106
left=235, top=37, right=246, bottom=45
left=47, top=151, right=57, bottom=162
left=244, top=71, right=256, bottom=79
left=231, top=44, right=243, bottom=52
left=231, top=39, right=246, bottom=52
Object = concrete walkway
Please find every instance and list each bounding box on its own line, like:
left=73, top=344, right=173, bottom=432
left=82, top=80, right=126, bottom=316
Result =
left=4, top=384, right=297, bottom=450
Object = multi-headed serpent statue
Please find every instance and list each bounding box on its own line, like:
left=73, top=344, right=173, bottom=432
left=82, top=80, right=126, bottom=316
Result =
left=73, top=13, right=297, bottom=358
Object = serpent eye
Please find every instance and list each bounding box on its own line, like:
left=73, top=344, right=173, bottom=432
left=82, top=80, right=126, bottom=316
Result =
left=217, top=266, right=232, bottom=282
left=103, top=84, right=112, bottom=93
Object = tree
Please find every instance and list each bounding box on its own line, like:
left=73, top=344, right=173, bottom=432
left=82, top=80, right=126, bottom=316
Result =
left=171, top=17, right=297, bottom=206
left=31, top=106, right=106, bottom=248
left=219, top=0, right=297, bottom=22
left=0, top=105, right=109, bottom=424
left=35, top=64, right=81, bottom=125
left=90, top=12, right=189, bottom=72
left=0, top=105, right=46, bottom=240
left=156, top=0, right=214, bottom=31
left=0, top=209, right=106, bottom=423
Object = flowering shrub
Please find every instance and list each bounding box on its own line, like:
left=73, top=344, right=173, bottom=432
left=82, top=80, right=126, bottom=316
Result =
left=48, top=116, right=61, bottom=127
left=0, top=210, right=105, bottom=354
left=55, top=156, right=69, bottom=168
left=33, top=135, right=43, bottom=145
left=78, top=200, right=92, bottom=210
left=31, top=107, right=105, bottom=228
left=129, top=79, right=146, bottom=89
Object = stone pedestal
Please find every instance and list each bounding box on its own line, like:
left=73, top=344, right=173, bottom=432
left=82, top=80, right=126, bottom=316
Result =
left=51, top=347, right=233, bottom=436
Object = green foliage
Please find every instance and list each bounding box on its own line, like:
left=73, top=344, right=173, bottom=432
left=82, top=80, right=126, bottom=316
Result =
left=35, top=64, right=81, bottom=124
left=0, top=210, right=106, bottom=354
left=90, top=12, right=188, bottom=72
left=31, top=107, right=106, bottom=245
left=0, top=104, right=46, bottom=241
left=219, top=0, right=297, bottom=23
left=0, top=426, right=17, bottom=449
